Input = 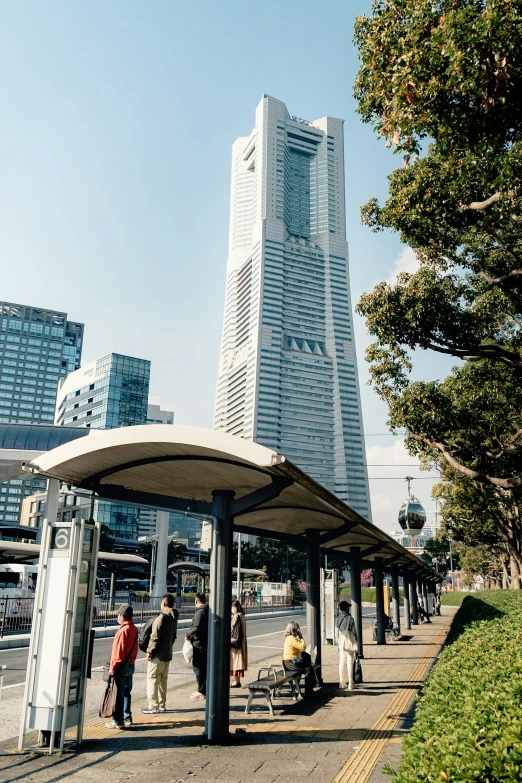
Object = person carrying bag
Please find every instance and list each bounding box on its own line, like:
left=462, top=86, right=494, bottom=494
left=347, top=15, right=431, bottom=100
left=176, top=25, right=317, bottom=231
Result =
left=100, top=605, right=139, bottom=729
left=336, top=600, right=359, bottom=691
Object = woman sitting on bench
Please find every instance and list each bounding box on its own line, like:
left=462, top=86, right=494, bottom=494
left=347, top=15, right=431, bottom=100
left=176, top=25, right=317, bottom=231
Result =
left=282, top=621, right=314, bottom=694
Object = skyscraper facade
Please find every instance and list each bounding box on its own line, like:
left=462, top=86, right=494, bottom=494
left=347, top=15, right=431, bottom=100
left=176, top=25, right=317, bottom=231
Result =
left=0, top=301, right=84, bottom=525
left=214, top=96, right=371, bottom=520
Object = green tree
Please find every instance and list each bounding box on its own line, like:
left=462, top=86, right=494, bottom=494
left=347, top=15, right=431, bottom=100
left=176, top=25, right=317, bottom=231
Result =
left=250, top=538, right=306, bottom=583
left=137, top=538, right=188, bottom=570
left=353, top=1, right=522, bottom=579
left=99, top=524, right=115, bottom=553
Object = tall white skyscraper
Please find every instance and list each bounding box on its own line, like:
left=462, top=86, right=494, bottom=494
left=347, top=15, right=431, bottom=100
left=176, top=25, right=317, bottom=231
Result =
left=214, top=95, right=371, bottom=520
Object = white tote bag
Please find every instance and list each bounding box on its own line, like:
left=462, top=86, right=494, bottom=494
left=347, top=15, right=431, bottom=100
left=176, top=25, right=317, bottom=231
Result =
left=339, top=628, right=358, bottom=653
left=182, top=639, right=193, bottom=665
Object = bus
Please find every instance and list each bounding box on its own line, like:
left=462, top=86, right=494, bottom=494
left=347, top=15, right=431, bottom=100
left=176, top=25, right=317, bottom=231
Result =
left=0, top=564, right=38, bottom=599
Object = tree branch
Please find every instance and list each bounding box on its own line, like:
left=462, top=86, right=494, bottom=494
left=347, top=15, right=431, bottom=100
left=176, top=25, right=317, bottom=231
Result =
left=408, top=433, right=522, bottom=489
left=459, top=192, right=501, bottom=212
left=479, top=268, right=522, bottom=284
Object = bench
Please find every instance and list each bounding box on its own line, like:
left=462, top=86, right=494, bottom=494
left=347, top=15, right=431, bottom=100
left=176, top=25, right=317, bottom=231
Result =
left=243, top=666, right=302, bottom=715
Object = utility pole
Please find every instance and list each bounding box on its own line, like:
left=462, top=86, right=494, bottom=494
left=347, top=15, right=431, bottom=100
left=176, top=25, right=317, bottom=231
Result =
left=236, top=532, right=242, bottom=600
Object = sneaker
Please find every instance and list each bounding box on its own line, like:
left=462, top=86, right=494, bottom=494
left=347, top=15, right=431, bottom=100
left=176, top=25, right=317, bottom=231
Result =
left=347, top=685, right=354, bottom=691
left=124, top=717, right=133, bottom=727
left=158, top=707, right=166, bottom=713
left=105, top=720, right=123, bottom=729
left=142, top=707, right=159, bottom=714
left=339, top=682, right=347, bottom=690
left=190, top=692, right=205, bottom=700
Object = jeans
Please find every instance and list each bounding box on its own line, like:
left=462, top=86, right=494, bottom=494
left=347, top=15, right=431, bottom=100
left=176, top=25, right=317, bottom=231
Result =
left=114, top=663, right=134, bottom=725
left=192, top=647, right=207, bottom=695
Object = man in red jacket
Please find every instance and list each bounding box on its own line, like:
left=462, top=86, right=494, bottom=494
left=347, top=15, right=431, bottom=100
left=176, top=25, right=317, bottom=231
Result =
left=105, top=604, right=139, bottom=729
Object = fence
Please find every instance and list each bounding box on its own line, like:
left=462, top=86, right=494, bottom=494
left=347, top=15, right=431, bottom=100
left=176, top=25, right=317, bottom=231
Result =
left=0, top=594, right=304, bottom=637
left=0, top=597, right=35, bottom=637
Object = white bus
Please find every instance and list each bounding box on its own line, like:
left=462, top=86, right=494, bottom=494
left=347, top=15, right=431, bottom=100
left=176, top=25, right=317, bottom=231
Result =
left=0, top=564, right=38, bottom=599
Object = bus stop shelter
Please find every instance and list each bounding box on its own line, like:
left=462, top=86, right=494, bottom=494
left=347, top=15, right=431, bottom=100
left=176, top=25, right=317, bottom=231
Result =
left=24, top=423, right=439, bottom=742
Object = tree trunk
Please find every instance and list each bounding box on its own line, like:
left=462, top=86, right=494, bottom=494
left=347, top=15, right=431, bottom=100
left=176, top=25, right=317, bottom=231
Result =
left=503, top=561, right=510, bottom=589
left=510, top=555, right=521, bottom=589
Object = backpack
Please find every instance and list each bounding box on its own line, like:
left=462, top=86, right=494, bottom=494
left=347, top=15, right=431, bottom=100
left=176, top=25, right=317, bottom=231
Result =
left=139, top=614, right=161, bottom=652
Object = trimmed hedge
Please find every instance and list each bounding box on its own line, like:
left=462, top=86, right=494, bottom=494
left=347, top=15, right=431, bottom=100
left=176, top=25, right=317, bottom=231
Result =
left=392, top=591, right=522, bottom=782
left=440, top=591, right=469, bottom=607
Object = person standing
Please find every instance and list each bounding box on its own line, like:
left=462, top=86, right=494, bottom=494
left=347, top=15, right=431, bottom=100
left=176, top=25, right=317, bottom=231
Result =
left=142, top=593, right=179, bottom=715
left=230, top=600, right=248, bottom=687
left=336, top=600, right=358, bottom=691
left=105, top=605, right=139, bottom=729
left=185, top=592, right=209, bottom=700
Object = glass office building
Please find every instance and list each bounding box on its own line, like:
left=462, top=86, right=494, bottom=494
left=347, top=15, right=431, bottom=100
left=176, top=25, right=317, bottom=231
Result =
left=55, top=353, right=150, bottom=429
left=214, top=96, right=372, bottom=520
left=54, top=353, right=150, bottom=546
left=0, top=301, right=84, bottom=525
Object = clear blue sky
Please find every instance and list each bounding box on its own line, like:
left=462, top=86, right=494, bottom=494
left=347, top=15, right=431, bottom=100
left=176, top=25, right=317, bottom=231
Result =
left=0, top=1, right=446, bottom=529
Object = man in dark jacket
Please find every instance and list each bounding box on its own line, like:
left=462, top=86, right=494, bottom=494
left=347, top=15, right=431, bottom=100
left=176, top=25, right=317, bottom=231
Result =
left=142, top=593, right=179, bottom=714
left=185, top=592, right=209, bottom=700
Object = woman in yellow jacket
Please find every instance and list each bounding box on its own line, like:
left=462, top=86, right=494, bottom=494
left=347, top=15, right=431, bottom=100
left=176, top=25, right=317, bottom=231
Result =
left=282, top=621, right=314, bottom=694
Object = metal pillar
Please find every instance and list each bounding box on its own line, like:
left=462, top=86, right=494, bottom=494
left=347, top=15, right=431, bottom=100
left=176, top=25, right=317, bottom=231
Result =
left=205, top=490, right=234, bottom=743
left=176, top=569, right=182, bottom=609
left=422, top=580, right=430, bottom=622
left=374, top=558, right=386, bottom=645
left=152, top=510, right=169, bottom=598
left=306, top=529, right=322, bottom=680
left=391, top=566, right=400, bottom=632
left=402, top=573, right=411, bottom=630
left=109, top=571, right=116, bottom=610
left=37, top=478, right=59, bottom=545
left=350, top=546, right=364, bottom=658
left=236, top=532, right=242, bottom=600
left=410, top=578, right=418, bottom=625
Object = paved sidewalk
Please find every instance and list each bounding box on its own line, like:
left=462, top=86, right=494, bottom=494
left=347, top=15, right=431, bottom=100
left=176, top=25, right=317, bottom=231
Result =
left=0, top=611, right=455, bottom=783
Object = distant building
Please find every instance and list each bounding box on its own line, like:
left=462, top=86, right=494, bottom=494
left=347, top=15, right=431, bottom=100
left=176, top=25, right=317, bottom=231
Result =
left=53, top=352, right=150, bottom=546
left=0, top=300, right=83, bottom=527
left=55, top=353, right=150, bottom=429
left=214, top=95, right=371, bottom=520
left=146, top=403, right=174, bottom=425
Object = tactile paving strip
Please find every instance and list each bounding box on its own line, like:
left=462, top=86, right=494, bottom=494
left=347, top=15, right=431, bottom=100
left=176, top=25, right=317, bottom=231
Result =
left=332, top=623, right=450, bottom=783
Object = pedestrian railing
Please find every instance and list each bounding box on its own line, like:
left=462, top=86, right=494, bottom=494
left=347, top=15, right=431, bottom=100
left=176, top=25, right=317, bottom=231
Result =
left=0, top=597, right=36, bottom=637
left=0, top=594, right=304, bottom=637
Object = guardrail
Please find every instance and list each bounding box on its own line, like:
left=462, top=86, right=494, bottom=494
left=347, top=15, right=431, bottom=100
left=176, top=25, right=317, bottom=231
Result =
left=0, top=594, right=304, bottom=636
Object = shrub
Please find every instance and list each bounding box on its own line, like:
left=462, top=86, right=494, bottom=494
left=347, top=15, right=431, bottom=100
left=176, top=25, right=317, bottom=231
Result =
left=392, top=591, right=522, bottom=782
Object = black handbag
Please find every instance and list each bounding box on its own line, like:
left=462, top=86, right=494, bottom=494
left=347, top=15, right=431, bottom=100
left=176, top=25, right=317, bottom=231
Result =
left=353, top=654, right=363, bottom=685
left=231, top=617, right=243, bottom=648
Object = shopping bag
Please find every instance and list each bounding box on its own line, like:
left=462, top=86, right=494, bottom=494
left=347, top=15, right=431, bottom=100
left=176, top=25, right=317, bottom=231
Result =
left=99, top=676, right=117, bottom=718
left=353, top=654, right=363, bottom=685
left=182, top=638, right=193, bottom=665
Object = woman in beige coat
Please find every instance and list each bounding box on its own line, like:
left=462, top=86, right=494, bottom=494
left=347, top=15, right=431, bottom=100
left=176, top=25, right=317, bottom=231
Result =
left=230, top=600, right=248, bottom=687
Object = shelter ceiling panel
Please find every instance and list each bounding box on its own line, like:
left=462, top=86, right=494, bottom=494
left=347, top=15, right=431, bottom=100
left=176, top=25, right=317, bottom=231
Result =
left=96, top=459, right=272, bottom=501
left=236, top=504, right=346, bottom=535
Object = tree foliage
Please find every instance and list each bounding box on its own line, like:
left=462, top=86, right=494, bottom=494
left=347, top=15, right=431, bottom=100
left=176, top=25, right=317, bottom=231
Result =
left=353, top=1, right=522, bottom=579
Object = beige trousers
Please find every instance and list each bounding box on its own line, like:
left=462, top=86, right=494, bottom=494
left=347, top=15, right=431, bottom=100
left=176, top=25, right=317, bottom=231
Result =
left=147, top=658, right=170, bottom=709
left=338, top=648, right=356, bottom=688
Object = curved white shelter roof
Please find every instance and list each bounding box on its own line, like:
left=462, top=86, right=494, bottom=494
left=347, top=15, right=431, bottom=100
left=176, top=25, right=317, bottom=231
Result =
left=0, top=539, right=147, bottom=567
left=26, top=424, right=437, bottom=578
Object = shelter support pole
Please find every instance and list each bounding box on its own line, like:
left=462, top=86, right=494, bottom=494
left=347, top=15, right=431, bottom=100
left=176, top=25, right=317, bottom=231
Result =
left=391, top=565, right=400, bottom=633
left=39, top=478, right=59, bottom=545
left=152, top=511, right=169, bottom=598
left=410, top=578, right=418, bottom=625
left=374, top=558, right=386, bottom=645
left=109, top=571, right=116, bottom=610
left=422, top=580, right=430, bottom=623
left=349, top=546, right=364, bottom=658
left=176, top=569, right=182, bottom=609
left=306, top=529, right=322, bottom=682
left=205, top=490, right=234, bottom=743
left=402, top=573, right=411, bottom=631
